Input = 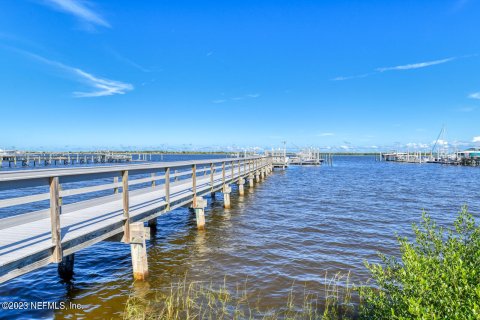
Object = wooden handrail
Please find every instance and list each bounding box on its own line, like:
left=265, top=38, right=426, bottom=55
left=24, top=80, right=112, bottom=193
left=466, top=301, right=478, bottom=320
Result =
left=0, top=157, right=271, bottom=211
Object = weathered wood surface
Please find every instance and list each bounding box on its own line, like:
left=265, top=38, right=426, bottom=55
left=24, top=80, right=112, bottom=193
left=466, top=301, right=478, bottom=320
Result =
left=0, top=157, right=270, bottom=283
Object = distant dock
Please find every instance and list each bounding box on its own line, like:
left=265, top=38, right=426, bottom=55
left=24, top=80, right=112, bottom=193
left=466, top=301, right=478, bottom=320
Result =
left=0, top=151, right=134, bottom=168
left=378, top=149, right=480, bottom=167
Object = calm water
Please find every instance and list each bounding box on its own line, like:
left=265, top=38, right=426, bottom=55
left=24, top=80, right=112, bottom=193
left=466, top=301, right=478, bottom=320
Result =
left=0, top=156, right=478, bottom=319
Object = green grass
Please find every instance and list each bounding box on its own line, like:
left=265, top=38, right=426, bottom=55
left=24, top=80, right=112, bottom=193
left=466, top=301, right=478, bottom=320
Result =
left=123, top=273, right=356, bottom=320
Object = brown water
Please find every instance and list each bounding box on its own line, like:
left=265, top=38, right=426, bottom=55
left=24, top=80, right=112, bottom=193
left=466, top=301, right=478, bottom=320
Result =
left=0, top=156, right=478, bottom=319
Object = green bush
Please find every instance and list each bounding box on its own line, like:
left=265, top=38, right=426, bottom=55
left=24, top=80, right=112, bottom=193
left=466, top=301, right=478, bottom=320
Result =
left=359, top=206, right=480, bottom=319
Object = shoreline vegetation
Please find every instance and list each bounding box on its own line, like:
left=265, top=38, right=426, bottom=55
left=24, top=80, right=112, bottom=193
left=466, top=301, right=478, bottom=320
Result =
left=123, top=206, right=480, bottom=319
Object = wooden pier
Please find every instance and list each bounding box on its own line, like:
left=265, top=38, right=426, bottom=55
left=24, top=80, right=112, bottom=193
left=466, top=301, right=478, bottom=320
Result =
left=0, top=156, right=273, bottom=283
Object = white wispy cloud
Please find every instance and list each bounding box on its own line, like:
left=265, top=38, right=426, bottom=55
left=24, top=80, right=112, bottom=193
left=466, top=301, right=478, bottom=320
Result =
left=333, top=56, right=458, bottom=81
left=16, top=48, right=132, bottom=97
left=469, top=92, right=480, bottom=99
left=72, top=69, right=133, bottom=97
left=406, top=142, right=430, bottom=149
left=212, top=93, right=260, bottom=104
left=457, top=106, right=477, bottom=112
left=41, top=0, right=110, bottom=28
left=318, top=132, right=334, bottom=137
left=376, top=57, right=455, bottom=72
left=106, top=48, right=150, bottom=72
left=434, top=139, right=449, bottom=146
left=331, top=73, right=373, bottom=81
left=473, top=136, right=480, bottom=143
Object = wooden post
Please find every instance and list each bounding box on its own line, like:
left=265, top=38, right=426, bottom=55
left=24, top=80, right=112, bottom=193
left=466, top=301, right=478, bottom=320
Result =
left=165, top=167, right=170, bottom=210
left=113, top=176, right=119, bottom=194
left=223, top=185, right=231, bottom=209
left=238, top=178, right=245, bottom=196
left=122, top=170, right=130, bottom=243
left=238, top=160, right=241, bottom=179
left=210, top=163, right=214, bottom=192
left=130, top=223, right=149, bottom=280
left=58, top=253, right=74, bottom=281
left=148, top=218, right=157, bottom=231
left=151, top=172, right=156, bottom=188
left=231, top=161, right=234, bottom=182
left=49, top=177, right=62, bottom=263
left=192, top=164, right=197, bottom=206
left=222, top=162, right=226, bottom=187
left=193, top=197, right=207, bottom=229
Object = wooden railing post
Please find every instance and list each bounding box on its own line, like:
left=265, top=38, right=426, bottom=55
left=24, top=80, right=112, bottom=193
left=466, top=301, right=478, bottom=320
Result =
left=49, top=176, right=62, bottom=263
left=151, top=172, right=156, bottom=188
left=222, top=162, right=226, bottom=187
left=210, top=163, right=214, bottom=192
left=113, top=176, right=119, bottom=194
left=192, top=164, right=197, bottom=206
left=122, top=170, right=130, bottom=243
left=165, top=167, right=170, bottom=210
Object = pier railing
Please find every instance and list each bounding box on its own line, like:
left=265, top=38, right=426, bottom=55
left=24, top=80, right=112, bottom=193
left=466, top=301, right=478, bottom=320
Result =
left=0, top=156, right=273, bottom=283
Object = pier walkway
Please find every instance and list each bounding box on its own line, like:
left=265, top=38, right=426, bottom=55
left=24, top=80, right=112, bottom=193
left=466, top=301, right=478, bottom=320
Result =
left=0, top=156, right=273, bottom=283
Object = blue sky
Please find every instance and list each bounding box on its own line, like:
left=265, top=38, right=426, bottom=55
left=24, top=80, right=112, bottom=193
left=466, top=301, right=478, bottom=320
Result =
left=1, top=0, right=480, bottom=151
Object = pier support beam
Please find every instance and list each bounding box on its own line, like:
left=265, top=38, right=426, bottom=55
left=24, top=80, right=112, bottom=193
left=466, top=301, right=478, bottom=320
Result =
left=130, top=223, right=149, bottom=281
left=147, top=217, right=157, bottom=230
left=255, top=171, right=260, bottom=183
left=223, top=185, right=231, bottom=209
left=58, top=253, right=74, bottom=282
left=193, top=197, right=207, bottom=229
left=238, top=178, right=245, bottom=196
left=248, top=174, right=254, bottom=188
left=148, top=217, right=157, bottom=237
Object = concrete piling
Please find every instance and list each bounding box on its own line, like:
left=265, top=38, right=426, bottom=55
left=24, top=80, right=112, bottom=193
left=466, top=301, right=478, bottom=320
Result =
left=130, top=223, right=149, bottom=281
left=223, top=185, right=231, bottom=208
left=238, top=178, right=245, bottom=196
left=193, top=196, right=207, bottom=229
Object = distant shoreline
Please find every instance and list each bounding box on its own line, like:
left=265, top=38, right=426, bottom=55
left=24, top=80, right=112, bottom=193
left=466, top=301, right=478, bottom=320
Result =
left=3, top=150, right=383, bottom=155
